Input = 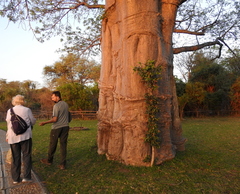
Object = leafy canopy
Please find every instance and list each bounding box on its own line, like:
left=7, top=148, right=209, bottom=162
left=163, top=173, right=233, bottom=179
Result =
left=1, top=0, right=239, bottom=57
left=43, top=53, right=100, bottom=88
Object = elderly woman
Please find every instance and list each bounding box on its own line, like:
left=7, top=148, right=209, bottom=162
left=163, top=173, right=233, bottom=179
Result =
left=6, top=95, right=36, bottom=184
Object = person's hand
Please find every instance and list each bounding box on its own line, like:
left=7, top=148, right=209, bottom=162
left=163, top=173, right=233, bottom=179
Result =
left=39, top=122, right=45, bottom=126
left=6, top=139, right=8, bottom=142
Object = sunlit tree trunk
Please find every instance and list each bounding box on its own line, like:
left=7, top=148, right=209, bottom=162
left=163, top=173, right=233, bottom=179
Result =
left=98, top=0, right=186, bottom=166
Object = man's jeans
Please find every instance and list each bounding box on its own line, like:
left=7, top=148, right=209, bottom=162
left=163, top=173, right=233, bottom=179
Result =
left=48, top=126, right=69, bottom=165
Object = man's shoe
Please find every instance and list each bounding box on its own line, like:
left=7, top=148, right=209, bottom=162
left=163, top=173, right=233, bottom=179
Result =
left=22, top=178, right=32, bottom=183
left=13, top=181, right=19, bottom=184
left=40, top=158, right=52, bottom=165
left=58, top=165, right=66, bottom=170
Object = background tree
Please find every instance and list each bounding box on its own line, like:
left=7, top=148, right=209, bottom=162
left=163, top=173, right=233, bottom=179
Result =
left=57, top=82, right=99, bottom=111
left=20, top=80, right=41, bottom=110
left=221, top=49, right=240, bottom=77
left=1, top=0, right=240, bottom=166
left=174, top=52, right=193, bottom=82
left=43, top=53, right=101, bottom=88
left=175, top=78, right=187, bottom=119
left=189, top=53, right=234, bottom=114
left=0, top=79, right=44, bottom=122
left=34, top=87, right=53, bottom=111
left=43, top=53, right=100, bottom=111
left=229, top=77, right=240, bottom=114
left=178, top=93, right=188, bottom=119
left=0, top=80, right=22, bottom=111
left=176, top=52, right=236, bottom=117
left=185, top=82, right=206, bottom=117
left=175, top=77, right=186, bottom=97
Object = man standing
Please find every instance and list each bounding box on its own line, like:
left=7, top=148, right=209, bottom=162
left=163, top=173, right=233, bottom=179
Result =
left=39, top=91, right=70, bottom=170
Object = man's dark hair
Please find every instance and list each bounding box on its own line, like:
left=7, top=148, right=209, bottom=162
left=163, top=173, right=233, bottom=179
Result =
left=52, top=91, right=62, bottom=100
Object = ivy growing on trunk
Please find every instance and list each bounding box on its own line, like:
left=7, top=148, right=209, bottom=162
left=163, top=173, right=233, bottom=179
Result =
left=133, top=60, right=162, bottom=160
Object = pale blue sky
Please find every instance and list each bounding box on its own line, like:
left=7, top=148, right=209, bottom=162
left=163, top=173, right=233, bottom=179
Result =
left=0, top=18, right=63, bottom=87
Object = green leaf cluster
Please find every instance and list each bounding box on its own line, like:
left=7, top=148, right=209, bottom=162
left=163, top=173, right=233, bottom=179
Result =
left=133, top=60, right=161, bottom=90
left=133, top=60, right=162, bottom=147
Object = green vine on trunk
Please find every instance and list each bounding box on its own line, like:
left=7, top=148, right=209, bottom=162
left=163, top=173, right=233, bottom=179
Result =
left=133, top=60, right=162, bottom=148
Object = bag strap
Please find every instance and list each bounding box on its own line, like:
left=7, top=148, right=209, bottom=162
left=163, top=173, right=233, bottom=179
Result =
left=10, top=107, right=29, bottom=127
left=10, top=108, right=15, bottom=115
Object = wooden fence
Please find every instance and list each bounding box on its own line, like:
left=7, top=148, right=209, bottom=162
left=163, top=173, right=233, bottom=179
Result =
left=69, top=111, right=97, bottom=120
left=0, top=111, right=97, bottom=121
left=32, top=111, right=97, bottom=120
left=1, top=110, right=240, bottom=122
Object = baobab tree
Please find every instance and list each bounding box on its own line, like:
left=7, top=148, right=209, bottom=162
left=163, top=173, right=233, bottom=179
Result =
left=1, top=0, right=239, bottom=166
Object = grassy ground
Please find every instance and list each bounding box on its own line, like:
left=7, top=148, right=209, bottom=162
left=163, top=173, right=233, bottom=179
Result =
left=0, top=117, right=239, bottom=194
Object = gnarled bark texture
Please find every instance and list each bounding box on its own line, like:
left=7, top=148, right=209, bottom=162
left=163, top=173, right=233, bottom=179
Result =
left=98, top=0, right=186, bottom=166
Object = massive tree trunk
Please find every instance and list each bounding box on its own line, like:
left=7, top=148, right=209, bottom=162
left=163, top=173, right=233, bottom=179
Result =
left=97, top=0, right=186, bottom=166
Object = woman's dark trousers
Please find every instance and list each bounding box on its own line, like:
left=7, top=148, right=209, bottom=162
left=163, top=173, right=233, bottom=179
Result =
left=10, top=138, right=32, bottom=182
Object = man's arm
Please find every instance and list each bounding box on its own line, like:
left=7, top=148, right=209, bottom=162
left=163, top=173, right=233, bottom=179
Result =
left=39, top=116, right=58, bottom=126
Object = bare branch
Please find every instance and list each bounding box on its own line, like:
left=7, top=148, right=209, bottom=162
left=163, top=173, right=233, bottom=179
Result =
left=174, top=16, right=219, bottom=36
left=173, top=39, right=223, bottom=55
left=221, top=21, right=238, bottom=39
left=71, top=1, right=105, bottom=9
left=196, top=4, right=222, bottom=33
left=196, top=19, right=218, bottom=33
left=174, top=29, right=205, bottom=36
left=52, top=1, right=105, bottom=10
left=81, top=37, right=101, bottom=55
left=179, top=0, right=188, bottom=6
left=218, top=38, right=238, bottom=57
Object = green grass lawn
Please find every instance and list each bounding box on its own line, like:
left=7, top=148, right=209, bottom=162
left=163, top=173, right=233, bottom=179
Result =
left=1, top=117, right=239, bottom=193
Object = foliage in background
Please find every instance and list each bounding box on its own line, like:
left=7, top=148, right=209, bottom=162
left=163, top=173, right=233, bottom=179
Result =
left=175, top=52, right=238, bottom=117
left=57, top=82, right=99, bottom=111
left=42, top=53, right=100, bottom=111
left=230, top=77, right=240, bottom=111
left=1, top=49, right=240, bottom=115
left=43, top=53, right=100, bottom=88
left=222, top=49, right=240, bottom=77
left=60, top=14, right=103, bottom=57
left=0, top=79, right=44, bottom=111
left=184, top=82, right=206, bottom=117
left=0, top=54, right=100, bottom=112
left=1, top=0, right=240, bottom=58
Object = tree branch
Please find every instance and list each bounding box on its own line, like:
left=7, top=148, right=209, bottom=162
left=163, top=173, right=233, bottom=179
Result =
left=174, top=29, right=205, bottom=36
left=71, top=2, right=105, bottom=9
left=221, top=21, right=238, bottom=39
left=179, top=0, right=188, bottom=6
left=52, top=1, right=105, bottom=10
left=218, top=38, right=238, bottom=57
left=173, top=39, right=223, bottom=56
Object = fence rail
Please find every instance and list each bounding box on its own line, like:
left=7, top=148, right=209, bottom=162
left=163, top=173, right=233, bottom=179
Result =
left=183, top=110, right=240, bottom=117
left=32, top=111, right=97, bottom=120
left=1, top=110, right=240, bottom=122
left=0, top=111, right=97, bottom=121
left=69, top=111, right=97, bottom=120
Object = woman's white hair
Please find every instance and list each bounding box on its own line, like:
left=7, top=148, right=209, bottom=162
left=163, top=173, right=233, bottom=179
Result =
left=12, top=95, right=25, bottom=106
